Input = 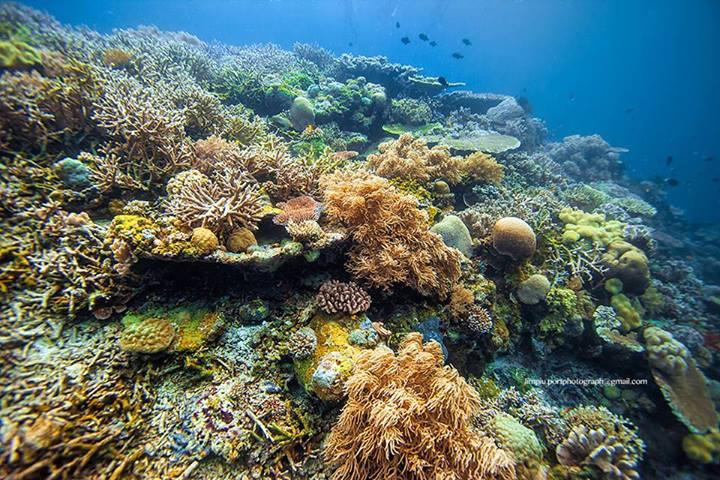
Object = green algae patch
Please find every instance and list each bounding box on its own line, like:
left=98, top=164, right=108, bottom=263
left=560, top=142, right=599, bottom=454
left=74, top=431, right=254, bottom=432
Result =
left=120, top=304, right=225, bottom=353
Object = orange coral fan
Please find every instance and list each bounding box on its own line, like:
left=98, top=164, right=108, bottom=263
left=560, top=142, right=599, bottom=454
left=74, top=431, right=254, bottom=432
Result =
left=273, top=195, right=323, bottom=225
left=321, top=169, right=461, bottom=298
left=325, top=332, right=516, bottom=480
left=368, top=133, right=464, bottom=184
left=462, top=151, right=504, bottom=184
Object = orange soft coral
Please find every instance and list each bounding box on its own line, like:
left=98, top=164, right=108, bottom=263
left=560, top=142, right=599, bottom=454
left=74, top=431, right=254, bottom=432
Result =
left=321, top=169, right=461, bottom=298
left=273, top=195, right=323, bottom=225
left=462, top=151, right=504, bottom=184
left=368, top=133, right=464, bottom=185
left=325, top=333, right=516, bottom=480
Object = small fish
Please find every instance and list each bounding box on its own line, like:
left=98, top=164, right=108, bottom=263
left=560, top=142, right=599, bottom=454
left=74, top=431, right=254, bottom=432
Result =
left=665, top=155, right=673, bottom=166
left=704, top=155, right=714, bottom=162
left=348, top=42, right=353, bottom=47
left=419, top=33, right=429, bottom=41
left=665, top=178, right=680, bottom=187
left=332, top=150, right=359, bottom=161
left=624, top=107, right=634, bottom=113
left=437, top=76, right=448, bottom=86
left=569, top=93, right=575, bottom=101
left=429, top=40, right=437, bottom=47
left=452, top=52, right=464, bottom=59
left=401, top=36, right=410, bottom=45
left=462, top=38, right=471, bottom=46
left=395, top=21, right=400, bottom=29
left=302, top=124, right=318, bottom=136
left=712, top=177, right=720, bottom=183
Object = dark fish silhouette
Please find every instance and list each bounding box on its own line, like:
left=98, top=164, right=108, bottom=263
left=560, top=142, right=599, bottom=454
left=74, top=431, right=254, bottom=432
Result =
left=396, top=21, right=400, bottom=28
left=569, top=93, right=575, bottom=101
left=462, top=38, right=471, bottom=46
left=624, top=107, right=634, bottom=113
left=704, top=155, right=714, bottom=162
left=712, top=177, right=720, bottom=182
left=452, top=52, right=464, bottom=59
left=429, top=41, right=437, bottom=47
left=437, top=76, right=448, bottom=86
left=666, top=155, right=673, bottom=166
left=516, top=96, right=533, bottom=114
left=665, top=178, right=680, bottom=187
left=401, top=36, right=410, bottom=45
left=348, top=42, right=353, bottom=47
left=419, top=33, right=429, bottom=41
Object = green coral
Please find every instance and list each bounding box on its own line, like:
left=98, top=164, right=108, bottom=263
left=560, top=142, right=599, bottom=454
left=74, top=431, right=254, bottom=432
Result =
left=558, top=208, right=626, bottom=246
left=610, top=293, right=642, bottom=331
left=490, top=413, right=544, bottom=464
left=683, top=431, right=720, bottom=464
left=0, top=39, right=41, bottom=69
left=389, top=97, right=433, bottom=126
left=538, top=288, right=582, bottom=348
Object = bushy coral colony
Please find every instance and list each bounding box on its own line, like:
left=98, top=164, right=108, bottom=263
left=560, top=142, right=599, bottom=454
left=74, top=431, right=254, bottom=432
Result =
left=1, top=3, right=719, bottom=480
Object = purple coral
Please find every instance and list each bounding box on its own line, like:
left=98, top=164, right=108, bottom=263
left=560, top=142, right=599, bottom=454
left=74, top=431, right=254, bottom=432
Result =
left=315, top=280, right=371, bottom=315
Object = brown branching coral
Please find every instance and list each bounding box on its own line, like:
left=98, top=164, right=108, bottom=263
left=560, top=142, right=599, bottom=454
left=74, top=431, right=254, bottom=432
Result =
left=321, top=169, right=461, bottom=298
left=91, top=74, right=191, bottom=191
left=325, top=332, right=516, bottom=480
left=315, top=280, right=371, bottom=315
left=165, top=169, right=265, bottom=235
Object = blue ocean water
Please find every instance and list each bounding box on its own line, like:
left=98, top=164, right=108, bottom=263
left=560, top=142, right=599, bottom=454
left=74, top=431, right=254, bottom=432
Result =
left=21, top=0, right=720, bottom=223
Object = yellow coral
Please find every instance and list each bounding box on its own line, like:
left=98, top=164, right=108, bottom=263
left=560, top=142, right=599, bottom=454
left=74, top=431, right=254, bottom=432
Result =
left=462, top=151, right=504, bottom=184
left=190, top=227, right=219, bottom=254
left=610, top=294, right=642, bottom=331
left=226, top=227, right=257, bottom=252
left=119, top=318, right=176, bottom=353
left=683, top=430, right=720, bottom=464
left=559, top=208, right=625, bottom=246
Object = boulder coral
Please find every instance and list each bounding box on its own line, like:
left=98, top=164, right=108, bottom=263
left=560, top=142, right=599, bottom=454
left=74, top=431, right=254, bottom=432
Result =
left=602, top=240, right=650, bottom=294
left=324, top=333, right=516, bottom=480
left=492, top=217, right=536, bottom=261
left=321, top=169, right=461, bottom=298
left=430, top=214, right=474, bottom=257
left=516, top=274, right=551, bottom=305
left=644, top=327, right=717, bottom=433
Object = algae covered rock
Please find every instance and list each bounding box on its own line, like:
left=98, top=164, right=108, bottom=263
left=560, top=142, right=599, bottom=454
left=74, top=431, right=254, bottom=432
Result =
left=431, top=214, right=473, bottom=257
left=119, top=305, right=225, bottom=354
left=516, top=274, right=551, bottom=305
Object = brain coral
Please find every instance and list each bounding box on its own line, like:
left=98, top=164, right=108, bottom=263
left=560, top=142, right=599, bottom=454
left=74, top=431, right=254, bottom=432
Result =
left=321, top=169, right=461, bottom=298
left=119, top=318, right=176, bottom=353
left=316, top=280, right=372, bottom=315
left=191, top=227, right=219, bottom=254
left=644, top=327, right=717, bottom=433
left=492, top=217, right=536, bottom=261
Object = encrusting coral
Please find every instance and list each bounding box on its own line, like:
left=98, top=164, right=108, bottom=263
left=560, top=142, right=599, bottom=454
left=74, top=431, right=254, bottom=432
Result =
left=643, top=327, right=718, bottom=433
left=321, top=169, right=461, bottom=298
left=324, top=333, right=516, bottom=480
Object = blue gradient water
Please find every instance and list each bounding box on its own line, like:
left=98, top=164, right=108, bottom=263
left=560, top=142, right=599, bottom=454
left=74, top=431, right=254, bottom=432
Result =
left=24, top=0, right=720, bottom=222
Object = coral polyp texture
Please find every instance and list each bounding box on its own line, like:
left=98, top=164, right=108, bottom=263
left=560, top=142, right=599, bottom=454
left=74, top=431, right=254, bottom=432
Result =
left=0, top=3, right=718, bottom=479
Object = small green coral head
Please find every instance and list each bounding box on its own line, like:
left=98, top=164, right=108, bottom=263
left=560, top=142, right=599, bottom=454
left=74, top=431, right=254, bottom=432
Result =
left=559, top=207, right=625, bottom=246
left=683, top=430, right=720, bottom=464
left=0, top=40, right=41, bottom=69
left=604, top=278, right=624, bottom=295
left=611, top=293, right=642, bottom=332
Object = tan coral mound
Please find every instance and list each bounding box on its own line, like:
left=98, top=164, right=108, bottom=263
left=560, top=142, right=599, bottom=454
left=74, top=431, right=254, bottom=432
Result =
left=368, top=133, right=464, bottom=184
left=325, top=333, right=516, bottom=480
left=492, top=217, right=536, bottom=261
left=644, top=327, right=718, bottom=433
left=321, top=170, right=461, bottom=298
left=463, top=151, right=504, bottom=184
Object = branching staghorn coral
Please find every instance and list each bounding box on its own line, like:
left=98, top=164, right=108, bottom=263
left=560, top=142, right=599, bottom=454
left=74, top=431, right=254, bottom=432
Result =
left=325, top=332, right=516, bottom=480
left=91, top=73, right=191, bottom=191
left=321, top=169, right=462, bottom=298
left=165, top=169, right=265, bottom=235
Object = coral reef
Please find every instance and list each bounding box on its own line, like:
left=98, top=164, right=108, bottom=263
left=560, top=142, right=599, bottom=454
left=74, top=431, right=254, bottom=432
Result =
left=492, top=217, right=537, bottom=261
left=315, top=280, right=372, bottom=315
